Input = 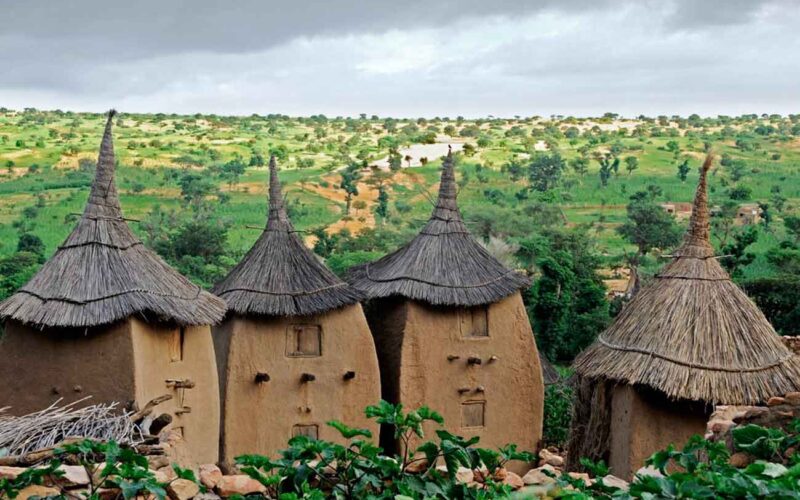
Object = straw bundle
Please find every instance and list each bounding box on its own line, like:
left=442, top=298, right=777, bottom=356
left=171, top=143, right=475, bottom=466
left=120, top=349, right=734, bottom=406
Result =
left=348, top=149, right=529, bottom=306
left=0, top=111, right=226, bottom=329
left=573, top=155, right=800, bottom=404
left=0, top=398, right=143, bottom=458
left=213, top=156, right=362, bottom=316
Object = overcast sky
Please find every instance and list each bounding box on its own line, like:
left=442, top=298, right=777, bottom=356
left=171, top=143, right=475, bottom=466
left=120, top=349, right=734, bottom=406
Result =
left=1, top=0, right=798, bottom=117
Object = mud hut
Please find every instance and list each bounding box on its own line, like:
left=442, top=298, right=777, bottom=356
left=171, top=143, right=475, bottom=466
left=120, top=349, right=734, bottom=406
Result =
left=212, top=157, right=380, bottom=464
left=0, top=111, right=226, bottom=465
left=569, top=155, right=800, bottom=479
left=348, top=150, right=544, bottom=472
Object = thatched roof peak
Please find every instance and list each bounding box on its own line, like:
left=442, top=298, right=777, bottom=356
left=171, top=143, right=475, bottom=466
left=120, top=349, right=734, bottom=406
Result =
left=0, top=111, right=226, bottom=329
left=212, top=157, right=362, bottom=317
left=433, top=147, right=459, bottom=219
left=573, top=153, right=800, bottom=404
left=347, top=151, right=530, bottom=307
left=675, top=154, right=714, bottom=258
left=85, top=110, right=121, bottom=219
left=267, top=154, right=292, bottom=232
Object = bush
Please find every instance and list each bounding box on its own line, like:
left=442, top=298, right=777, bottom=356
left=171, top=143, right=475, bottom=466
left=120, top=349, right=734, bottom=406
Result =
left=542, top=381, right=573, bottom=448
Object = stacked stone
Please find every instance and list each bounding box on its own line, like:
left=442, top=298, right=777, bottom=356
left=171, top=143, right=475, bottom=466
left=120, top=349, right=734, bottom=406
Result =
left=706, top=391, right=800, bottom=468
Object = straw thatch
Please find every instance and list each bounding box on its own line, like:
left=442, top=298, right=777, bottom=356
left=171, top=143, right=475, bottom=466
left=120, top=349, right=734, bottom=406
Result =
left=573, top=154, right=800, bottom=405
left=0, top=111, right=226, bottom=329
left=348, top=150, right=530, bottom=306
left=212, top=156, right=362, bottom=317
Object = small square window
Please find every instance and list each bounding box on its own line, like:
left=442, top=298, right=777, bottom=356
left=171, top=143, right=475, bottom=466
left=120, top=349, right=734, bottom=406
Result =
left=169, top=327, right=185, bottom=362
left=459, top=307, right=488, bottom=338
left=461, top=401, right=486, bottom=428
left=286, top=325, right=322, bottom=357
left=292, top=424, right=319, bottom=440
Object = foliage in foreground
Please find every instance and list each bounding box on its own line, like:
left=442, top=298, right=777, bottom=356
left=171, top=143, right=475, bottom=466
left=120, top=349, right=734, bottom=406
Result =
left=545, top=420, right=800, bottom=499
left=237, top=400, right=532, bottom=499
left=6, top=406, right=800, bottom=499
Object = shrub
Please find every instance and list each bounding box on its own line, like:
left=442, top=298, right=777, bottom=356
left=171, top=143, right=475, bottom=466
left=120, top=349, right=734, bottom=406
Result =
left=542, top=381, right=573, bottom=448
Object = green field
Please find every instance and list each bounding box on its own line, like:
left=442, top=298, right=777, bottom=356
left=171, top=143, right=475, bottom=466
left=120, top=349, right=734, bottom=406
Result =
left=1, top=109, right=799, bottom=285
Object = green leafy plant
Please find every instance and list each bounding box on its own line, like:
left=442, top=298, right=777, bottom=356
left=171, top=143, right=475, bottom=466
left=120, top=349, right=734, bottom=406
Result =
left=237, top=400, right=533, bottom=499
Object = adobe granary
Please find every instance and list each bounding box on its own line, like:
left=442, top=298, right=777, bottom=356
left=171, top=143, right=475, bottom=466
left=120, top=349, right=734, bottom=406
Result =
left=348, top=150, right=544, bottom=473
left=212, top=156, right=380, bottom=465
left=568, top=154, right=800, bottom=479
left=0, top=111, right=226, bottom=465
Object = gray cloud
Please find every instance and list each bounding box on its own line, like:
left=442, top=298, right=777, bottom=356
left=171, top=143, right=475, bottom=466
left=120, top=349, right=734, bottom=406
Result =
left=0, top=0, right=797, bottom=116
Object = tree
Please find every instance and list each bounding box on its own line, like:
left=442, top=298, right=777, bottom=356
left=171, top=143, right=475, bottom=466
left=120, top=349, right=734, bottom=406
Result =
left=785, top=215, right=800, bottom=244
left=527, top=152, right=566, bottom=192
left=178, top=172, right=218, bottom=206
left=617, top=190, right=683, bottom=258
left=720, top=226, right=758, bottom=279
left=16, top=233, right=44, bottom=258
left=570, top=157, right=589, bottom=178
left=520, top=229, right=610, bottom=362
left=677, top=159, right=690, bottom=182
left=771, top=185, right=787, bottom=213
left=595, top=154, right=617, bottom=187
left=339, top=163, right=362, bottom=215
left=375, top=185, right=389, bottom=221
left=624, top=156, right=639, bottom=175
left=219, top=157, right=246, bottom=190
left=248, top=152, right=265, bottom=167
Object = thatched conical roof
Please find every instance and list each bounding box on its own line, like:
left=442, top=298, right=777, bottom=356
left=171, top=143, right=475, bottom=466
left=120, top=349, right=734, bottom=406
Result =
left=573, top=155, right=800, bottom=404
left=348, top=150, right=530, bottom=306
left=212, top=156, right=362, bottom=317
left=0, top=111, right=226, bottom=329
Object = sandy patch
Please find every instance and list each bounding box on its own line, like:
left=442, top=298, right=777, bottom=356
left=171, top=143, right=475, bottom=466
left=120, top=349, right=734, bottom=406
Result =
left=370, top=142, right=465, bottom=169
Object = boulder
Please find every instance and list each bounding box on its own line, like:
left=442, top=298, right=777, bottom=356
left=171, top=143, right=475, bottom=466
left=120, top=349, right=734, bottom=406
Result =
left=538, top=449, right=564, bottom=468
left=729, top=452, right=753, bottom=468
left=455, top=467, right=474, bottom=484
left=522, top=465, right=557, bottom=485
left=199, top=464, right=223, bottom=489
left=635, top=466, right=664, bottom=478
left=492, top=467, right=507, bottom=481
left=503, top=471, right=524, bottom=490
left=0, top=466, right=26, bottom=480
left=567, top=471, right=592, bottom=485
left=167, top=478, right=200, bottom=500
left=16, top=484, right=61, bottom=499
left=216, top=475, right=266, bottom=496
left=785, top=392, right=800, bottom=405
left=767, top=397, right=786, bottom=407
left=404, top=457, right=429, bottom=474
left=600, top=475, right=629, bottom=490
left=55, top=465, right=91, bottom=488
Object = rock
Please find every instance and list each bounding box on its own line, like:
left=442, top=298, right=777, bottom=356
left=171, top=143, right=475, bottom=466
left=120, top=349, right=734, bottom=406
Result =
left=709, top=419, right=735, bottom=435
left=167, top=478, right=200, bottom=500
left=600, top=475, right=629, bottom=490
left=216, top=475, right=266, bottom=496
left=17, top=484, right=61, bottom=499
left=455, top=467, right=474, bottom=484
left=522, top=465, right=557, bottom=485
left=160, top=428, right=184, bottom=446
left=96, top=487, right=123, bottom=500
left=55, top=465, right=91, bottom=488
left=785, top=392, right=800, bottom=405
left=729, top=452, right=753, bottom=468
left=538, top=449, right=564, bottom=468
left=492, top=467, right=508, bottom=481
left=741, top=407, right=769, bottom=421
left=199, top=464, right=222, bottom=489
left=148, top=456, right=171, bottom=470
left=193, top=493, right=222, bottom=500
left=404, top=457, right=429, bottom=474
left=785, top=446, right=797, bottom=459
left=568, top=472, right=593, bottom=485
left=472, top=466, right=489, bottom=483
left=635, top=466, right=663, bottom=478
left=768, top=396, right=786, bottom=407
left=0, top=466, right=26, bottom=480
left=156, top=465, right=178, bottom=482
left=504, top=471, right=524, bottom=490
